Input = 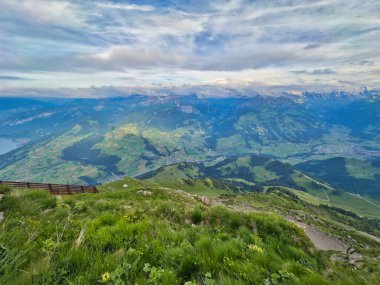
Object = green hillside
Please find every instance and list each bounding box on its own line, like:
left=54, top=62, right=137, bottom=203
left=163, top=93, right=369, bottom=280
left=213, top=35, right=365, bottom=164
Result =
left=2, top=96, right=380, bottom=187
left=138, top=155, right=380, bottom=218
left=296, top=157, right=380, bottom=196
left=139, top=155, right=313, bottom=191
left=0, top=179, right=379, bottom=284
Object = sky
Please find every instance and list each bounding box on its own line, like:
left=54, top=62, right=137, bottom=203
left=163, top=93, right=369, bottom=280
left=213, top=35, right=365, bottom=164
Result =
left=0, top=0, right=379, bottom=91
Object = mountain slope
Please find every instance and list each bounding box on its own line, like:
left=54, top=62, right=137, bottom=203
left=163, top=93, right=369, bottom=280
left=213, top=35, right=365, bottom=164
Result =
left=0, top=178, right=379, bottom=284
left=138, top=155, right=380, bottom=218
left=1, top=95, right=380, bottom=186
left=296, top=157, right=380, bottom=196
left=139, top=155, right=331, bottom=192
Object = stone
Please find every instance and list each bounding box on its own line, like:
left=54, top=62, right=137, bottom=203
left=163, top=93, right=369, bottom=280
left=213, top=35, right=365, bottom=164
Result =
left=137, top=190, right=153, bottom=196
left=347, top=247, right=356, bottom=254
left=198, top=196, right=212, bottom=206
left=330, top=254, right=345, bottom=263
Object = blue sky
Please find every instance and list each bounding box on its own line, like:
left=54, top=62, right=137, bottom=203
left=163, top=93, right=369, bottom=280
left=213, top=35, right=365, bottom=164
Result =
left=0, top=0, right=379, bottom=91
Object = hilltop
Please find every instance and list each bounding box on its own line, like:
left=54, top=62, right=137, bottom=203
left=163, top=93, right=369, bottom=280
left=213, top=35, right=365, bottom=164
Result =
left=138, top=155, right=380, bottom=218
left=0, top=177, right=379, bottom=284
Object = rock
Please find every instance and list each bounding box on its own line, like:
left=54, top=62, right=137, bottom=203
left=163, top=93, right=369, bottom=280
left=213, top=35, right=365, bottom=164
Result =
left=348, top=252, right=364, bottom=268
left=330, top=254, right=345, bottom=263
left=137, top=190, right=153, bottom=196
left=198, top=196, right=212, bottom=206
left=349, top=252, right=363, bottom=261
left=347, top=247, right=356, bottom=254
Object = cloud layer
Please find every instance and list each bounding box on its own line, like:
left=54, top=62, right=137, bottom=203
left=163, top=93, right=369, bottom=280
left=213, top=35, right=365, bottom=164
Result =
left=0, top=0, right=379, bottom=90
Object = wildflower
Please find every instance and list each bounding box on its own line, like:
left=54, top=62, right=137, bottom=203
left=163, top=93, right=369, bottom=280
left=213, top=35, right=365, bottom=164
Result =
left=248, top=244, right=263, bottom=253
left=101, top=272, right=111, bottom=282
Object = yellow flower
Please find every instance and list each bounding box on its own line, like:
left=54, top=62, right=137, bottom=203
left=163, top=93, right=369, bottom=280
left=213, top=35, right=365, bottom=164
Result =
left=248, top=244, right=263, bottom=253
left=101, top=272, right=111, bottom=282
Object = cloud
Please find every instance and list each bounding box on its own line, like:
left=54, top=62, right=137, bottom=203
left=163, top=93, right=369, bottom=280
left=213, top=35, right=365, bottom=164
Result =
left=0, top=0, right=85, bottom=27
left=88, top=46, right=186, bottom=69
left=0, top=0, right=379, bottom=89
left=304, top=43, right=320, bottom=50
left=96, top=2, right=155, bottom=12
left=292, top=68, right=337, bottom=75
left=358, top=60, right=376, bottom=66
left=0, top=75, right=32, bottom=81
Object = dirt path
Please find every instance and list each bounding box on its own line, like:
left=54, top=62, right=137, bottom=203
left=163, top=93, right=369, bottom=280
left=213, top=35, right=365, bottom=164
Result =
left=170, top=189, right=350, bottom=252
left=210, top=195, right=348, bottom=252
left=348, top=193, right=380, bottom=209
left=294, top=170, right=335, bottom=190
left=324, top=190, right=330, bottom=202
left=286, top=216, right=347, bottom=252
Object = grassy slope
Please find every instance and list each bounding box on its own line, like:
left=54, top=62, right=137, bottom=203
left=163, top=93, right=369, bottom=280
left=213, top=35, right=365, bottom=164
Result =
left=0, top=125, right=106, bottom=184
left=4, top=97, right=380, bottom=186
left=296, top=157, right=380, bottom=197
left=1, top=179, right=379, bottom=284
left=140, top=156, right=380, bottom=218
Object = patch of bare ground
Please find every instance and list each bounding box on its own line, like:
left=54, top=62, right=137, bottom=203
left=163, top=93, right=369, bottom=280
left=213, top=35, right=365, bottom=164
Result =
left=163, top=188, right=351, bottom=252
left=286, top=216, right=347, bottom=252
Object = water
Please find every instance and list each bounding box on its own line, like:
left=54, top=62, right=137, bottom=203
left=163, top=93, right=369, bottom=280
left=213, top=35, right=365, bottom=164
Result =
left=0, top=138, right=19, bottom=155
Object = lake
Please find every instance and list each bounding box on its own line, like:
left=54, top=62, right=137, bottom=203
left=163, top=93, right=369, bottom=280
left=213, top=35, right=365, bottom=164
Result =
left=0, top=138, right=19, bottom=155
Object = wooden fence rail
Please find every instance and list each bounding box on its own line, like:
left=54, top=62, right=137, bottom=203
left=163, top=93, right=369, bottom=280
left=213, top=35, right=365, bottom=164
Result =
left=0, top=180, right=98, bottom=195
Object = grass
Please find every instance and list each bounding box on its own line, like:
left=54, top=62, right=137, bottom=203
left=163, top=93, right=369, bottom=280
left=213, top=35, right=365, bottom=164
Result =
left=0, top=125, right=104, bottom=184
left=236, top=188, right=380, bottom=241
left=170, top=179, right=231, bottom=196
left=345, top=158, right=380, bottom=180
left=289, top=172, right=380, bottom=218
left=1, top=178, right=379, bottom=284
left=141, top=156, right=380, bottom=218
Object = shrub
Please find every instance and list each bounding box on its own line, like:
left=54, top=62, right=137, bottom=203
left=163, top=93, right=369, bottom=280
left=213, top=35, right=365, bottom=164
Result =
left=183, top=179, right=195, bottom=186
left=190, top=208, right=204, bottom=224
left=331, top=189, right=343, bottom=196
left=0, top=243, right=27, bottom=276
left=0, top=185, right=11, bottom=195
left=25, top=191, right=57, bottom=209
left=155, top=202, right=182, bottom=223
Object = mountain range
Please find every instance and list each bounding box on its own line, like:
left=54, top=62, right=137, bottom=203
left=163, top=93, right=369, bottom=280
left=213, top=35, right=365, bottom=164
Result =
left=1, top=90, right=380, bottom=284
left=0, top=91, right=380, bottom=216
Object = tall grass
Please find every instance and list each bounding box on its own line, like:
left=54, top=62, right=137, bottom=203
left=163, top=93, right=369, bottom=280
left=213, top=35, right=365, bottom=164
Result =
left=0, top=181, right=378, bottom=284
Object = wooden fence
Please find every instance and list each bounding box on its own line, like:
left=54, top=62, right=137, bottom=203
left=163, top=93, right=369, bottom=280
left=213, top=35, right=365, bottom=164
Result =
left=0, top=180, right=98, bottom=195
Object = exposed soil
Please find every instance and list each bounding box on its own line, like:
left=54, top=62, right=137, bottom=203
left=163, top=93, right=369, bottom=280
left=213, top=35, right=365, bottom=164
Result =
left=286, top=216, right=347, bottom=252
left=163, top=188, right=352, bottom=252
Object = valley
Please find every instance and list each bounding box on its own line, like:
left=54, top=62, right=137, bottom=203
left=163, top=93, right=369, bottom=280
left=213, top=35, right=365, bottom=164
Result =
left=2, top=0, right=380, bottom=283
left=1, top=93, right=380, bottom=219
left=0, top=138, right=19, bottom=155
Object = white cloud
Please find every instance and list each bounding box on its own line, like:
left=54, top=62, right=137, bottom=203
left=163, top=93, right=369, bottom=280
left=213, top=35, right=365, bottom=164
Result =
left=89, top=46, right=186, bottom=69
left=0, top=0, right=85, bottom=28
left=0, top=0, right=379, bottom=90
left=96, top=2, right=155, bottom=12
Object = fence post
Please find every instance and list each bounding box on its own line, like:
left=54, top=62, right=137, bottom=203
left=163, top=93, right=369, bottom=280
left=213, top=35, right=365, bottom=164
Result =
left=66, top=185, right=71, bottom=195
left=81, top=186, right=84, bottom=193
